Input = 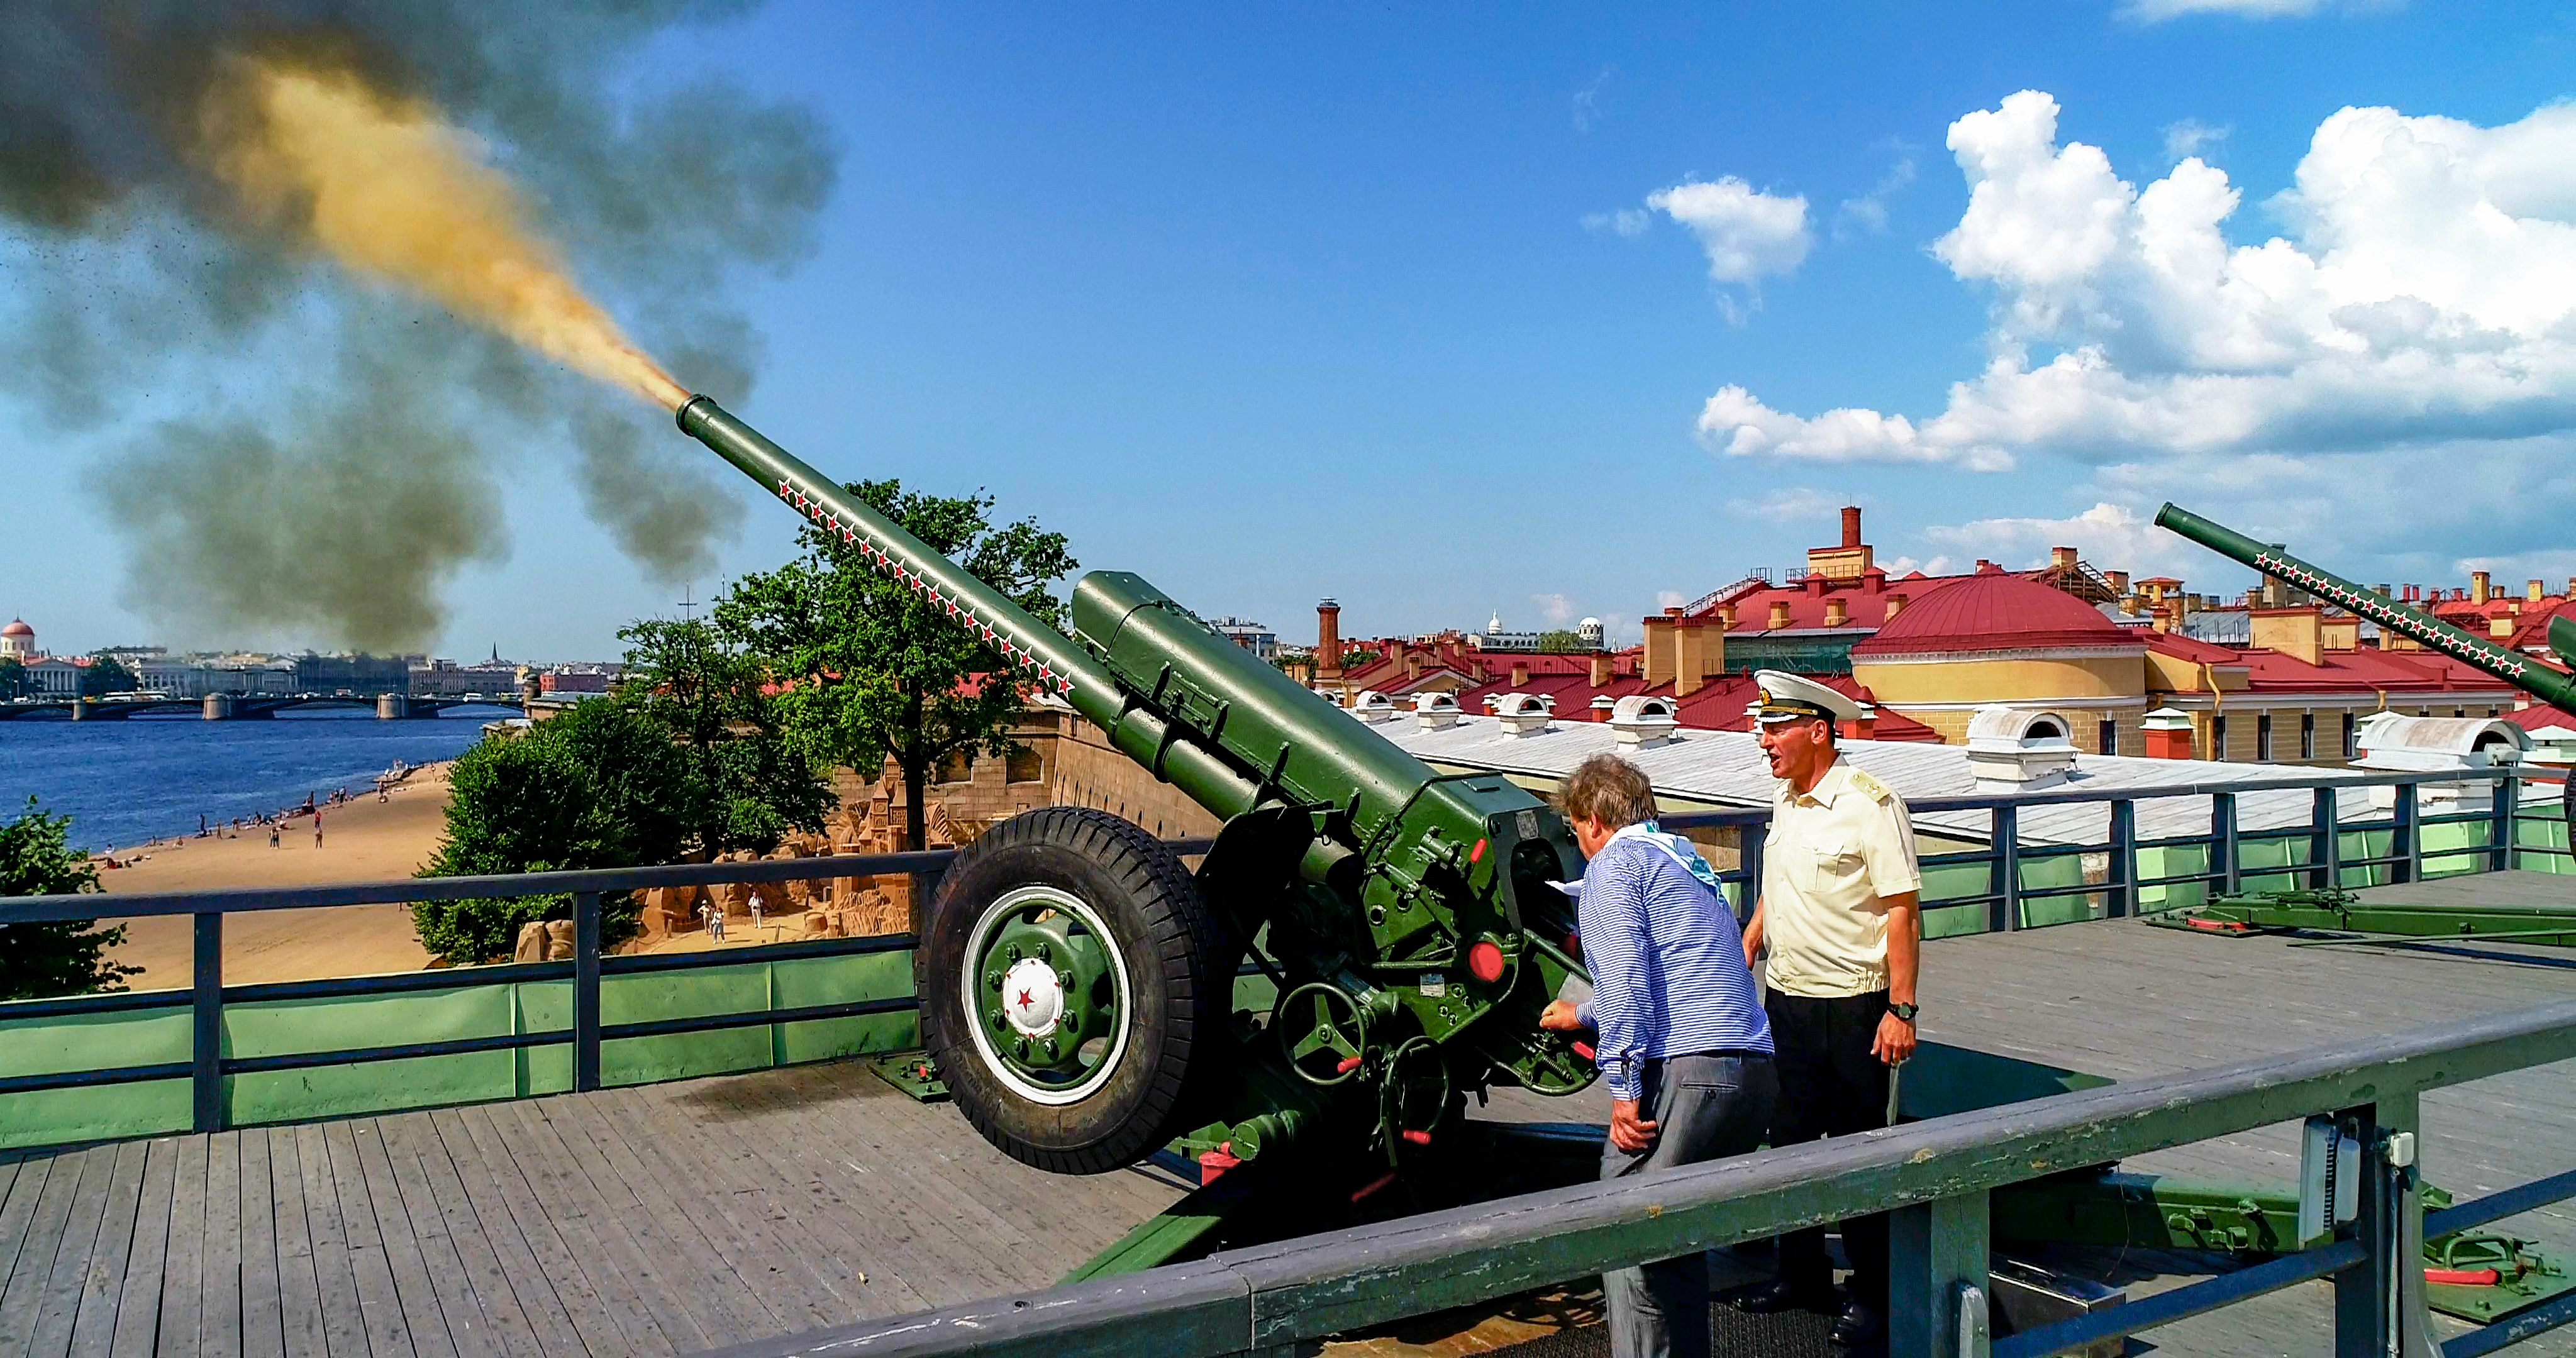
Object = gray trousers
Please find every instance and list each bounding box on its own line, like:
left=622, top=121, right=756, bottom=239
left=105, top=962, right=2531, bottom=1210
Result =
left=1600, top=1052, right=1779, bottom=1358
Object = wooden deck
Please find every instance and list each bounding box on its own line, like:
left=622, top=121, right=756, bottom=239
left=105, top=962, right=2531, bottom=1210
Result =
left=0, top=1063, right=1192, bottom=1356
left=3, top=876, right=2572, bottom=1356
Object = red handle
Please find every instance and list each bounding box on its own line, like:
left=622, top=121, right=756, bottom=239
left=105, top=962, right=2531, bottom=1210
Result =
left=1336, top=1055, right=1362, bottom=1074
left=1401, top=1129, right=1431, bottom=1146
left=1573, top=1042, right=1596, bottom=1061
left=2425, top=1267, right=2501, bottom=1286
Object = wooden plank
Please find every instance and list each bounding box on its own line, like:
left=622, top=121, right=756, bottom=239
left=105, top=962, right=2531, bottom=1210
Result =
left=266, top=1128, right=330, bottom=1358
left=238, top=1128, right=284, bottom=1358
left=201, top=1133, right=244, bottom=1357
left=19, top=1143, right=116, bottom=1358
left=450, top=1101, right=676, bottom=1355
left=0, top=1147, right=87, bottom=1350
left=0, top=1154, right=50, bottom=1296
left=153, top=1135, right=208, bottom=1357
left=347, top=1118, right=475, bottom=1358
left=538, top=1092, right=796, bottom=1341
left=293, top=1122, right=371, bottom=1358
left=435, top=1107, right=630, bottom=1356
left=319, top=1117, right=421, bottom=1357
left=618, top=1078, right=941, bottom=1315
left=63, top=1140, right=149, bottom=1358
left=484, top=1097, right=707, bottom=1352
left=103, top=1137, right=178, bottom=1358
left=377, top=1113, right=540, bottom=1358
left=586, top=1083, right=898, bottom=1327
left=641, top=1072, right=997, bottom=1308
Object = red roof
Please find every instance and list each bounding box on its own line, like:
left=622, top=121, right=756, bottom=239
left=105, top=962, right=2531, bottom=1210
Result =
left=1852, top=573, right=2132, bottom=656
left=0, top=619, right=30, bottom=638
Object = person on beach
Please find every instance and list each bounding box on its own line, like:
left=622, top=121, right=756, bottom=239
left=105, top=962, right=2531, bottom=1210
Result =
left=750, top=893, right=765, bottom=936
left=314, top=812, right=324, bottom=849
left=1537, top=753, right=1775, bottom=1358
left=269, top=824, right=280, bottom=848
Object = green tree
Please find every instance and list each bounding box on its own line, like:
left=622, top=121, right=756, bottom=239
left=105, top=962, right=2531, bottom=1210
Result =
left=1339, top=644, right=1380, bottom=673
left=716, top=480, right=1075, bottom=852
left=0, top=799, right=139, bottom=1000
left=80, top=654, right=138, bottom=698
left=613, top=616, right=835, bottom=853
left=1535, top=629, right=1590, bottom=654
left=413, top=700, right=693, bottom=964
left=0, top=658, right=27, bottom=701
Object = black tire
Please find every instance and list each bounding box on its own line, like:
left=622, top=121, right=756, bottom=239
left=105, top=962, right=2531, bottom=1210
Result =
left=922, top=806, right=1226, bottom=1174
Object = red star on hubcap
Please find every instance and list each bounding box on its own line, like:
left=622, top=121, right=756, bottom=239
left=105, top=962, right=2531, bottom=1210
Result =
left=1017, top=988, right=1033, bottom=1010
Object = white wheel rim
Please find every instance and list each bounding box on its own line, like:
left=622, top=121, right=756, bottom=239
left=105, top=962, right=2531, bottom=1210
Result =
left=958, top=885, right=1134, bottom=1106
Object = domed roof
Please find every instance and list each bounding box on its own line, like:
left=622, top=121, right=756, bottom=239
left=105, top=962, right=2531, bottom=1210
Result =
left=1852, top=573, right=2131, bottom=656
left=0, top=619, right=30, bottom=638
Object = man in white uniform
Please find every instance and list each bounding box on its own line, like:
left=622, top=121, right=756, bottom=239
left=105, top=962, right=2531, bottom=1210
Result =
left=1729, top=671, right=1923, bottom=1351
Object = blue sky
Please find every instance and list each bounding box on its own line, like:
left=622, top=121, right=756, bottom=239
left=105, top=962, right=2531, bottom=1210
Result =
left=8, top=1, right=2574, bottom=660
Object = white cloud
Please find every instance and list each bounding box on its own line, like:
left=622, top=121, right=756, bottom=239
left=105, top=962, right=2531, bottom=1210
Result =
left=1573, top=66, right=1613, bottom=134
left=1655, top=590, right=1688, bottom=611
left=1531, top=592, right=1579, bottom=625
left=1648, top=177, right=1812, bottom=321
left=1724, top=485, right=1843, bottom=519
left=2123, top=0, right=2331, bottom=20
left=1694, top=91, right=2576, bottom=475
left=1835, top=155, right=1918, bottom=237
left=2161, top=119, right=2230, bottom=165
left=1581, top=208, right=1652, bottom=238
left=1919, top=502, right=2203, bottom=576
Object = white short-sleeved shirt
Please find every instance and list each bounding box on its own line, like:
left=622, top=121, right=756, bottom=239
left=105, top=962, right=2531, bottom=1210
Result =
left=1760, top=756, right=1921, bottom=999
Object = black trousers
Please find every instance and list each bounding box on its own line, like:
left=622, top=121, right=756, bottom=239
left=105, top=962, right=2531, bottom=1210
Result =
left=1765, top=988, right=1892, bottom=1312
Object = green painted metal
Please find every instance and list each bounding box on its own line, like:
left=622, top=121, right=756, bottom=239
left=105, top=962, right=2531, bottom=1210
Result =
left=2155, top=502, right=2576, bottom=712
left=0, top=949, right=918, bottom=1151
left=865, top=1050, right=952, bottom=1101
left=677, top=395, right=1597, bottom=1169
left=2145, top=887, right=2576, bottom=948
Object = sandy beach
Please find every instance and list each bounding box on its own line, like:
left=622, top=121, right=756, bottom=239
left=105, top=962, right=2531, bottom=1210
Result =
left=84, top=759, right=824, bottom=990
left=89, top=763, right=458, bottom=991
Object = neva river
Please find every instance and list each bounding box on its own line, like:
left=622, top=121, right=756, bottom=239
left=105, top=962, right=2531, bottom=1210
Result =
left=0, top=710, right=507, bottom=853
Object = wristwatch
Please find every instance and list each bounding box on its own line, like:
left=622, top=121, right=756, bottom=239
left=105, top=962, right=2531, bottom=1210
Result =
left=1888, top=1002, right=1919, bottom=1022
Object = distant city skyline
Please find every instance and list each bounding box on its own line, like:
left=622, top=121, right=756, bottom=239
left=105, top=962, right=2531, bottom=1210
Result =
left=4, top=4, right=2571, bottom=658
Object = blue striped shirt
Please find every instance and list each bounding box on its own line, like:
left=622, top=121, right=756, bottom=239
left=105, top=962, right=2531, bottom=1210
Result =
left=1573, top=831, right=1772, bottom=1101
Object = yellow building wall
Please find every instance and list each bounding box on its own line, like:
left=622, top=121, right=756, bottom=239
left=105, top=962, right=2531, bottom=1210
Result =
left=1854, top=652, right=2145, bottom=705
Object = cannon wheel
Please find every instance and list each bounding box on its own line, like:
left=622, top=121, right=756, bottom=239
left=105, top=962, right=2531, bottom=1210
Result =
left=921, top=806, right=1226, bottom=1174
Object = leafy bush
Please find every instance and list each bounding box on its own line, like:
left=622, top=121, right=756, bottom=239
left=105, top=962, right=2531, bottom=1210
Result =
left=0, top=798, right=140, bottom=1000
left=413, top=701, right=687, bottom=964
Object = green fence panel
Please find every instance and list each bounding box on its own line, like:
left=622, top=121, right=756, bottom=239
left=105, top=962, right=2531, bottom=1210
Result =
left=516, top=978, right=574, bottom=1096
left=2018, top=852, right=2091, bottom=928
left=602, top=963, right=776, bottom=1086
left=2422, top=817, right=2490, bottom=878
left=2515, top=805, right=2572, bottom=875
left=0, top=995, right=192, bottom=1149
left=770, top=949, right=919, bottom=1066
left=2137, top=842, right=2210, bottom=912
left=226, top=983, right=526, bottom=1127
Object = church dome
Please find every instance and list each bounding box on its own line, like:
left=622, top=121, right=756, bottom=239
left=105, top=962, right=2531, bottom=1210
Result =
left=1, top=619, right=30, bottom=639
left=1852, top=573, right=2129, bottom=656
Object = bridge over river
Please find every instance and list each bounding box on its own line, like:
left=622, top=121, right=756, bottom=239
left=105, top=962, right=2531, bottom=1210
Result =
left=0, top=695, right=525, bottom=722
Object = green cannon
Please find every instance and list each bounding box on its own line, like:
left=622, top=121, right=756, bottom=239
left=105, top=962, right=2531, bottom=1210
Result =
left=2155, top=502, right=2576, bottom=710
left=677, top=396, right=1595, bottom=1178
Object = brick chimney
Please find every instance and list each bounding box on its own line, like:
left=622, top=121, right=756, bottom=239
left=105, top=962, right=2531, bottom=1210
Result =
left=1718, top=603, right=1737, bottom=629
left=1316, top=600, right=1343, bottom=682
left=1884, top=593, right=1907, bottom=621
left=1768, top=600, right=1792, bottom=629
left=2051, top=546, right=2077, bottom=569
left=1824, top=598, right=1848, bottom=627
left=1642, top=609, right=1680, bottom=687
left=2472, top=571, right=2492, bottom=605
left=2141, top=708, right=2194, bottom=759
left=1804, top=506, right=1874, bottom=580
left=1860, top=566, right=1887, bottom=595
left=1589, top=652, right=1613, bottom=687
left=2104, top=570, right=2129, bottom=595
left=2250, top=607, right=2323, bottom=666
left=1675, top=617, right=1724, bottom=698
left=1509, top=660, right=1530, bottom=689
left=2531, top=579, right=2547, bottom=602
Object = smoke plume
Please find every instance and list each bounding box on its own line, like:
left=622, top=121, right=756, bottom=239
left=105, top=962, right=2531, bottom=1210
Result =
left=0, top=3, right=836, bottom=649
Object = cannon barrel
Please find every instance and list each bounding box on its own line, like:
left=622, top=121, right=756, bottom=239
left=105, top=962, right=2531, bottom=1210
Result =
left=677, top=394, right=1594, bottom=1175
left=2154, top=502, right=2576, bottom=712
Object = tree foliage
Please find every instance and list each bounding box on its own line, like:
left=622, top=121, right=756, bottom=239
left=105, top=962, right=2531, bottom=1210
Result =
left=0, top=799, right=138, bottom=1001
left=1535, top=629, right=1591, bottom=654
left=0, top=658, right=26, bottom=701
left=80, top=654, right=138, bottom=698
left=614, top=617, right=836, bottom=853
left=716, top=480, right=1075, bottom=851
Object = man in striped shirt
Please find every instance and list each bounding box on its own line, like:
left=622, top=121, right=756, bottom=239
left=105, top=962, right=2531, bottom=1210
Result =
left=1540, top=754, right=1775, bottom=1358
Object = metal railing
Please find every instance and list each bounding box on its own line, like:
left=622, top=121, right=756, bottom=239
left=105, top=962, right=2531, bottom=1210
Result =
left=703, top=998, right=2576, bottom=1358
left=1658, top=766, right=2535, bottom=931
left=0, top=844, right=1179, bottom=1134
